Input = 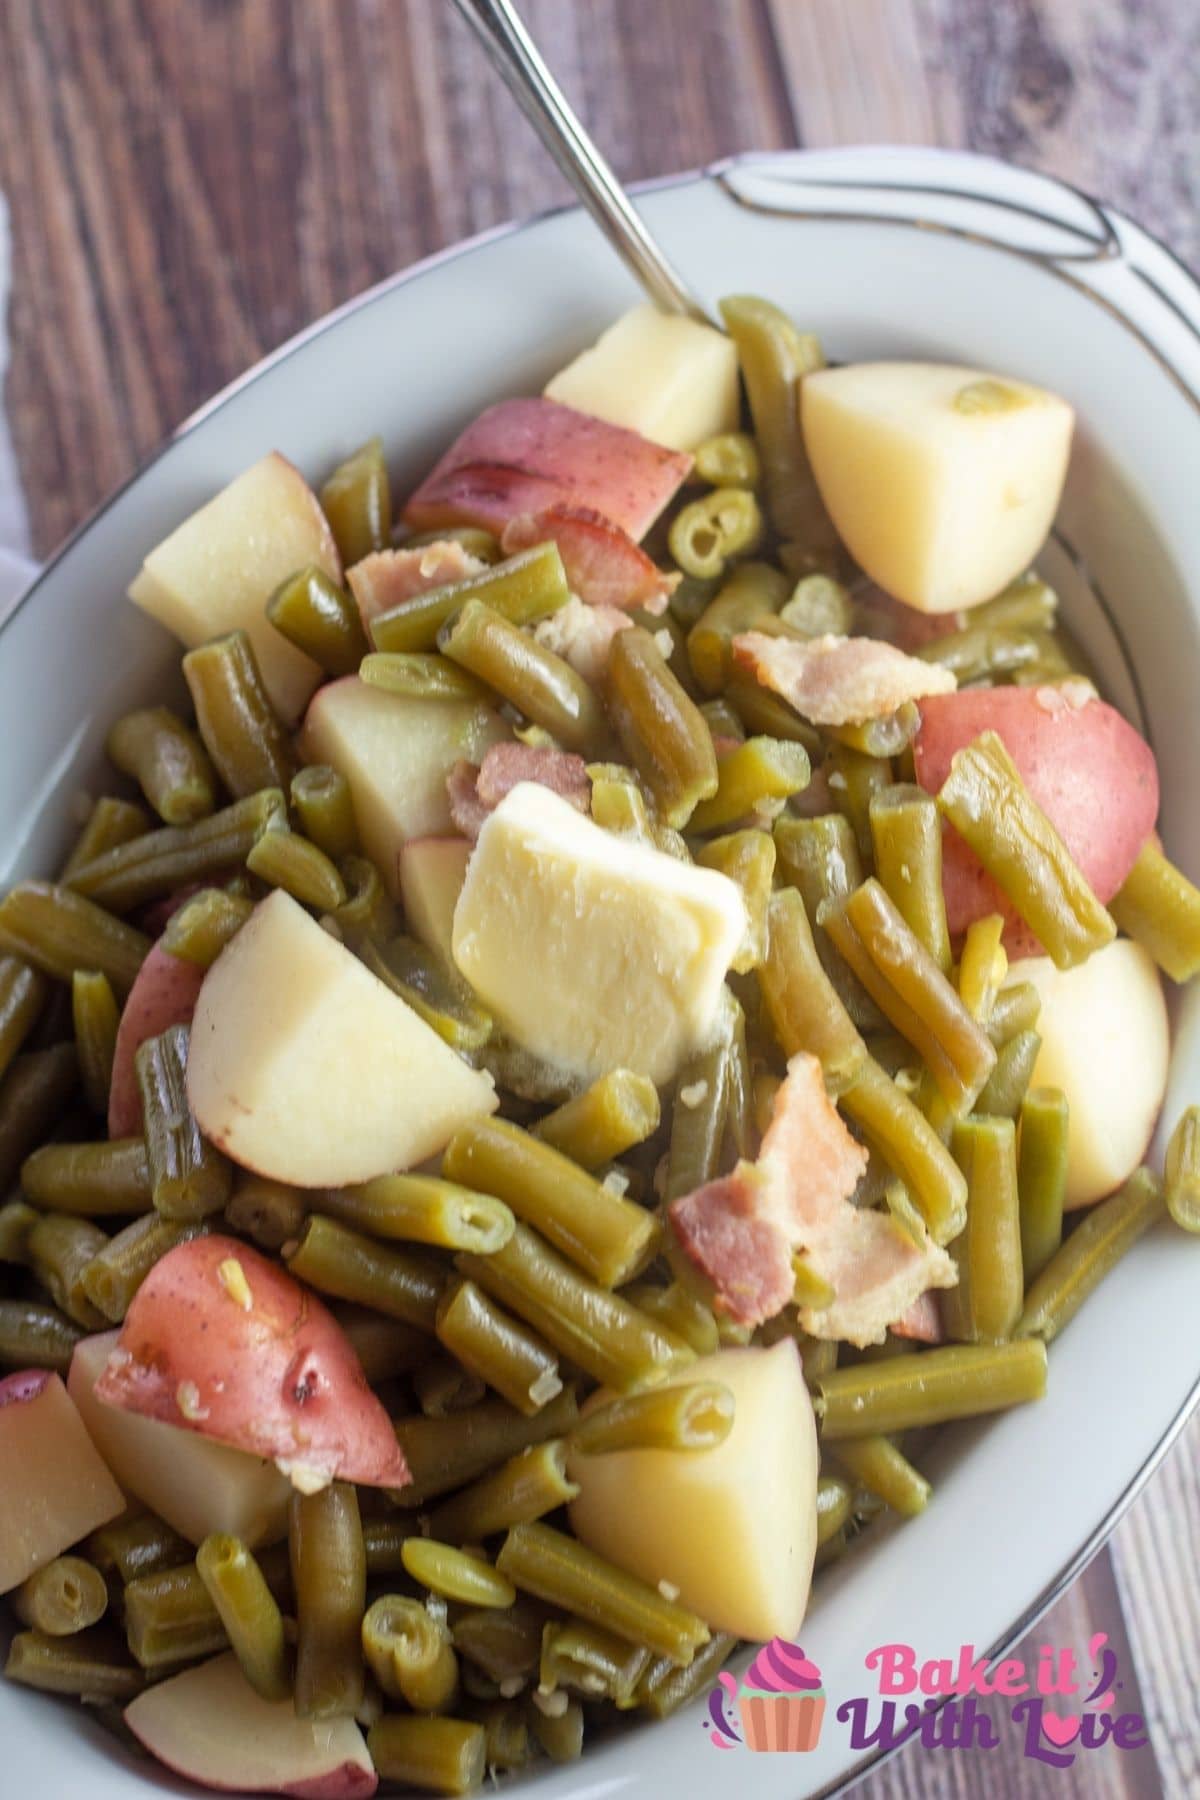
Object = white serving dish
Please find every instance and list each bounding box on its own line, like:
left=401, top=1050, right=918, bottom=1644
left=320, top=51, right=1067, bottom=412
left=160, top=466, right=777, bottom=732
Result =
left=3, top=144, right=1199, bottom=1799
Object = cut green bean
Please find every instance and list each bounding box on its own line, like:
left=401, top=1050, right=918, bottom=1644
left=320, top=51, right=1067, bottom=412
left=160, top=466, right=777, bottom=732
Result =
left=869, top=784, right=951, bottom=973
left=333, top=852, right=396, bottom=946
left=67, top=788, right=286, bottom=914
left=570, top=1381, right=734, bottom=1455
left=689, top=736, right=809, bottom=834
left=1017, top=1167, right=1165, bottom=1342
left=284, top=1214, right=443, bottom=1329
left=1017, top=1087, right=1068, bottom=1282
left=694, top=430, right=760, bottom=488
left=324, top=1175, right=513, bottom=1254
left=451, top=1601, right=546, bottom=1687
left=719, top=295, right=833, bottom=553
left=937, top=732, right=1115, bottom=968
left=13, top=1555, right=109, bottom=1635
left=827, top=701, right=921, bottom=761
left=290, top=1482, right=365, bottom=1718
left=667, top=486, right=763, bottom=580
left=0, top=1297, right=82, bottom=1371
left=942, top=1114, right=1023, bottom=1343
left=4, top=1628, right=142, bottom=1702
left=435, top=1278, right=562, bottom=1416
left=531, top=1694, right=585, bottom=1761
left=439, top=599, right=609, bottom=755
left=532, top=1070, right=661, bottom=1170
left=362, top=934, right=492, bottom=1053
left=987, top=979, right=1042, bottom=1048
left=0, top=881, right=149, bottom=993
left=635, top=1631, right=738, bottom=1718
left=61, top=796, right=152, bottom=881
left=975, top=1028, right=1041, bottom=1119
left=604, top=625, right=717, bottom=827
left=817, top=1338, right=1047, bottom=1437
left=28, top=1212, right=108, bottom=1327
left=443, top=1115, right=657, bottom=1289
left=620, top=1281, right=720, bottom=1357
left=403, top=1539, right=516, bottom=1609
left=917, top=625, right=1042, bottom=685
left=88, top=1514, right=192, bottom=1587
left=267, top=563, right=368, bottom=676
left=0, top=1045, right=79, bottom=1191
left=0, top=956, right=46, bottom=1085
left=362, top=1595, right=459, bottom=1713
left=246, top=826, right=347, bottom=910
left=428, top=1440, right=579, bottom=1543
left=160, top=886, right=253, bottom=967
left=816, top=1473, right=852, bottom=1545
left=957, top=915, right=1007, bottom=1023
left=290, top=764, right=360, bottom=861
left=82, top=1213, right=209, bottom=1322
left=22, top=1137, right=152, bottom=1216
left=970, top=573, right=1059, bottom=633
left=757, top=887, right=866, bottom=1092
left=840, top=1056, right=968, bottom=1245
left=662, top=1034, right=730, bottom=1204
left=827, top=742, right=892, bottom=864
left=367, top=1716, right=486, bottom=1798
left=726, top=667, right=820, bottom=749
left=70, top=968, right=119, bottom=1112
left=196, top=1533, right=290, bottom=1702
left=360, top=650, right=486, bottom=701
left=137, top=1025, right=232, bottom=1220
left=183, top=632, right=296, bottom=799
left=224, top=1174, right=309, bottom=1252
left=686, top=561, right=790, bottom=696
left=832, top=1435, right=931, bottom=1518
left=106, top=706, right=217, bottom=826
left=359, top=1516, right=418, bottom=1576
left=1165, top=1107, right=1200, bottom=1233
left=476, top=1701, right=531, bottom=1769
left=780, top=571, right=854, bottom=638
left=414, top=1352, right=486, bottom=1418
left=497, top=1520, right=709, bottom=1665
left=322, top=437, right=391, bottom=566
left=124, top=1562, right=230, bottom=1668
left=392, top=1388, right=579, bottom=1509
left=1110, top=839, right=1200, bottom=982
left=541, top=1618, right=650, bottom=1704
left=774, top=813, right=883, bottom=1029
left=0, top=1195, right=36, bottom=1261
left=371, top=541, right=570, bottom=654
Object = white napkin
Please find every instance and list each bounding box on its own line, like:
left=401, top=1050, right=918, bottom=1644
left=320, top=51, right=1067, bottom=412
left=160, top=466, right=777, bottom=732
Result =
left=0, top=189, right=36, bottom=618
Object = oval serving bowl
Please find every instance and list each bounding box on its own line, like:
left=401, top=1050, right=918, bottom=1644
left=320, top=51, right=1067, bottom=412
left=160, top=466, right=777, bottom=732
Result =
left=3, top=144, right=1199, bottom=1800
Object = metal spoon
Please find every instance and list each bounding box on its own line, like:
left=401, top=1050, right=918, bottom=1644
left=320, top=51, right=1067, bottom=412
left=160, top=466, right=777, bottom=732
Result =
left=451, top=0, right=713, bottom=323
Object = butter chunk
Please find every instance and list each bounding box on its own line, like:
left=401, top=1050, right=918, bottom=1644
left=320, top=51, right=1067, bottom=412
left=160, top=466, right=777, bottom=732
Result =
left=545, top=305, right=739, bottom=453
left=452, top=782, right=746, bottom=1086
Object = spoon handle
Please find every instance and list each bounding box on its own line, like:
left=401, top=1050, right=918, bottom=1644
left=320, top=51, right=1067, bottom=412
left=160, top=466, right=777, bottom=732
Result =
left=451, top=0, right=713, bottom=323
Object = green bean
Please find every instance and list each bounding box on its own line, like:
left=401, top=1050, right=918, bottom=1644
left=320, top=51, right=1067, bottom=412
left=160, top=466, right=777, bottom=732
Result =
left=661, top=1037, right=729, bottom=1206
left=124, top=1563, right=228, bottom=1668
left=405, top=524, right=503, bottom=563
left=498, top=1521, right=708, bottom=1665
left=570, top=1381, right=734, bottom=1456
left=621, top=1281, right=720, bottom=1357
left=532, top=1070, right=661, bottom=1170
left=159, top=886, right=253, bottom=969
left=604, top=624, right=717, bottom=827
left=698, top=697, right=744, bottom=744
left=290, top=764, right=360, bottom=861
left=780, top=571, right=854, bottom=637
left=451, top=1601, right=545, bottom=1688
left=443, top=1115, right=656, bottom=1290
left=28, top=1212, right=108, bottom=1327
left=823, top=879, right=996, bottom=1112
left=1017, top=1167, right=1165, bottom=1342
left=724, top=993, right=755, bottom=1160
left=266, top=563, right=368, bottom=676
left=0, top=1297, right=82, bottom=1371
left=22, top=1137, right=151, bottom=1216
left=0, top=956, right=46, bottom=1086
left=323, top=1175, right=512, bottom=1255
left=13, top=1554, right=109, bottom=1635
left=61, top=795, right=152, bottom=881
left=816, top=1473, right=852, bottom=1544
left=841, top=1057, right=968, bottom=1245
left=689, top=737, right=809, bottom=835
left=1165, top=1107, right=1200, bottom=1233
left=635, top=1631, right=738, bottom=1718
left=362, top=1595, right=459, bottom=1713
left=0, top=1195, right=36, bottom=1261
left=668, top=487, right=763, bottom=581
left=137, top=1026, right=232, bottom=1220
left=817, top=1337, right=1047, bottom=1437
left=827, top=701, right=920, bottom=760
left=832, top=1435, right=931, bottom=1518
left=0, top=1044, right=78, bottom=1190
left=937, top=732, right=1115, bottom=968
left=393, top=1386, right=579, bottom=1509
left=987, top=979, right=1042, bottom=1048
left=435, top=1278, right=562, bottom=1415
left=246, top=826, right=347, bottom=910
left=321, top=436, right=391, bottom=566
left=693, top=430, right=761, bottom=488
left=438, top=599, right=607, bottom=755
left=429, top=1440, right=578, bottom=1544
left=360, top=650, right=486, bottom=701
left=70, top=968, right=119, bottom=1113
left=412, top=1352, right=484, bottom=1420
left=970, top=572, right=1059, bottom=633
left=1017, top=1087, right=1068, bottom=1283
left=332, top=1310, right=428, bottom=1386
left=477, top=1036, right=584, bottom=1107
left=333, top=852, right=396, bottom=946
left=531, top=1694, right=585, bottom=1760
left=941, top=1115, right=1023, bottom=1343
left=290, top=1482, right=365, bottom=1718
left=372, top=542, right=570, bottom=653
left=4, top=1628, right=143, bottom=1702
left=917, top=625, right=1042, bottom=685
left=541, top=1618, right=650, bottom=1704
left=184, top=631, right=296, bottom=799
left=475, top=1701, right=531, bottom=1768
left=368, top=1716, right=486, bottom=1797
left=957, top=915, right=1007, bottom=1024
left=362, top=934, right=492, bottom=1054
left=284, top=1215, right=443, bottom=1330
left=88, top=1514, right=192, bottom=1587
left=725, top=667, right=820, bottom=749
left=774, top=812, right=884, bottom=1029
left=68, top=788, right=287, bottom=914
left=827, top=742, right=892, bottom=863
left=81, top=1212, right=209, bottom=1322
left=757, top=887, right=866, bottom=1092
left=869, top=784, right=952, bottom=973
left=975, top=1028, right=1041, bottom=1119
left=719, top=295, right=833, bottom=553
left=0, top=881, right=148, bottom=993
left=359, top=1516, right=419, bottom=1577
left=106, top=706, right=217, bottom=826
left=1110, top=839, right=1200, bottom=982
left=196, top=1534, right=290, bottom=1702
left=404, top=1539, right=516, bottom=1609
left=223, top=1173, right=308, bottom=1252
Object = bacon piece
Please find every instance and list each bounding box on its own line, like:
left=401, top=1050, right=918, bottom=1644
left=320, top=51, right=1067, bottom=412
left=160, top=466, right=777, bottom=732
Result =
left=669, top=1176, right=795, bottom=1327
left=347, top=541, right=484, bottom=629
left=501, top=505, right=677, bottom=613
left=533, top=595, right=633, bottom=684
left=732, top=631, right=956, bottom=726
left=891, top=1290, right=945, bottom=1344
left=403, top=398, right=692, bottom=541
left=446, top=744, right=590, bottom=843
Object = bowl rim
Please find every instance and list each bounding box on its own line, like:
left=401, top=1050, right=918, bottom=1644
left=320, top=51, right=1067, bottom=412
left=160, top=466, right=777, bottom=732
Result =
left=5, top=143, right=1200, bottom=1798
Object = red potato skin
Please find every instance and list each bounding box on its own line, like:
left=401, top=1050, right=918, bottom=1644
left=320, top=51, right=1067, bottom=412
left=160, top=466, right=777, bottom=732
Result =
left=913, top=688, right=1159, bottom=953
left=891, top=1291, right=944, bottom=1345
left=403, top=397, right=691, bottom=542
left=0, top=1368, right=51, bottom=1407
left=94, top=1236, right=410, bottom=1491
left=286, top=1770, right=378, bottom=1800
left=108, top=942, right=207, bottom=1137
left=500, top=505, right=675, bottom=612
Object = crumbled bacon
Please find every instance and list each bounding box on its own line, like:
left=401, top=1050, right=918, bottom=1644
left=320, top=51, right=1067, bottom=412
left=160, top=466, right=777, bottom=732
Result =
left=346, top=541, right=484, bottom=628
left=732, top=631, right=956, bottom=726
left=446, top=743, right=591, bottom=842
left=891, top=1290, right=945, bottom=1344
left=501, top=504, right=677, bottom=613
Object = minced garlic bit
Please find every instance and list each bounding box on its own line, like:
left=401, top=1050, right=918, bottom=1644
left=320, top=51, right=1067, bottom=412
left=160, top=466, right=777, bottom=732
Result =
left=601, top=1168, right=631, bottom=1197
left=658, top=1579, right=681, bottom=1602
left=653, top=628, right=675, bottom=660
left=217, top=1256, right=253, bottom=1312
left=274, top=1457, right=333, bottom=1495
left=527, top=1368, right=564, bottom=1408
left=828, top=770, right=848, bottom=791
left=498, top=1676, right=525, bottom=1699
left=533, top=1685, right=569, bottom=1718
left=679, top=1079, right=709, bottom=1109
left=175, top=1380, right=209, bottom=1422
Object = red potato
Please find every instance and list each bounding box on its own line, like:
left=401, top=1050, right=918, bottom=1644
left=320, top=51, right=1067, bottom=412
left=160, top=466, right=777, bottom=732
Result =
left=108, top=940, right=206, bottom=1136
left=501, top=504, right=676, bottom=611
left=913, top=686, right=1159, bottom=950
left=403, top=397, right=691, bottom=542
left=0, top=1370, right=124, bottom=1593
left=94, top=1235, right=410, bottom=1493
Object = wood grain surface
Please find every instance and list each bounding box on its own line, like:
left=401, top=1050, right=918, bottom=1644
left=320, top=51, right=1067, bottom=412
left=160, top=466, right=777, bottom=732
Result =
left=0, top=4, right=1196, bottom=1796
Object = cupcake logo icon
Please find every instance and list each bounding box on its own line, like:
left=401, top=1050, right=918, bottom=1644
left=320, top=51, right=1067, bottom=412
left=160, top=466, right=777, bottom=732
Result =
left=708, top=1639, right=826, bottom=1753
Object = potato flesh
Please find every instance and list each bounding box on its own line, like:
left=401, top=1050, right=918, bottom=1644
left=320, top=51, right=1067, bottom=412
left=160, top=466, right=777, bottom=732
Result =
left=0, top=1373, right=124, bottom=1592
left=127, top=452, right=337, bottom=722
left=802, top=362, right=1074, bottom=613
left=69, top=1333, right=291, bottom=1548
left=452, top=783, right=745, bottom=1087
left=397, top=836, right=472, bottom=965
left=567, top=1340, right=818, bottom=1642
left=188, top=890, right=497, bottom=1187
left=544, top=304, right=740, bottom=453
left=1011, top=940, right=1168, bottom=1209
left=300, top=678, right=508, bottom=896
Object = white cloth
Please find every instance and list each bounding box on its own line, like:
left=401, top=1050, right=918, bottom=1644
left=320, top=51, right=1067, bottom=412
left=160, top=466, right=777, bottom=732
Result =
left=0, top=190, right=35, bottom=617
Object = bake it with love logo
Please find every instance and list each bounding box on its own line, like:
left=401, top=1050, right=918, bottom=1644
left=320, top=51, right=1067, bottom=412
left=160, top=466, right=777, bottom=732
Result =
left=706, top=1631, right=1148, bottom=1768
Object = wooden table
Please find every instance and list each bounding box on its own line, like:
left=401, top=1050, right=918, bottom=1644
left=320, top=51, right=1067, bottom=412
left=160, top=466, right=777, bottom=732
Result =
left=0, top=3, right=1196, bottom=1795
